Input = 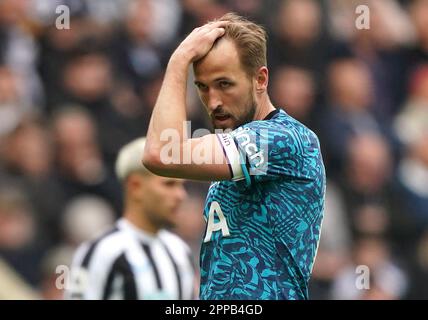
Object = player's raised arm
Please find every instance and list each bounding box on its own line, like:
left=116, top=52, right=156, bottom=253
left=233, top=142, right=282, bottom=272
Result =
left=142, top=21, right=233, bottom=181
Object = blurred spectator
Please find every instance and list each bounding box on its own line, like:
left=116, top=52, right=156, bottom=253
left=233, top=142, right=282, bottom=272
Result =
left=328, top=0, right=414, bottom=50
left=404, top=0, right=428, bottom=74
left=322, top=182, right=352, bottom=254
left=406, top=231, right=428, bottom=298
left=0, top=185, right=45, bottom=286
left=3, top=118, right=52, bottom=179
left=338, top=134, right=412, bottom=256
left=395, top=64, right=428, bottom=147
left=270, top=65, right=317, bottom=128
left=328, top=0, right=415, bottom=119
left=319, top=58, right=398, bottom=176
left=0, top=0, right=44, bottom=108
left=58, top=48, right=115, bottom=113
left=223, top=0, right=270, bottom=24
left=1, top=118, right=64, bottom=246
left=311, top=133, right=397, bottom=299
left=149, top=0, right=182, bottom=47
left=60, top=48, right=151, bottom=163
left=268, top=0, right=330, bottom=84
left=51, top=106, right=122, bottom=214
left=392, top=65, right=428, bottom=239
left=344, top=134, right=393, bottom=201
left=178, top=0, right=228, bottom=38
left=0, top=66, right=35, bottom=139
left=110, top=0, right=170, bottom=90
left=61, top=195, right=115, bottom=247
left=331, top=235, right=408, bottom=300
left=309, top=181, right=351, bottom=299
left=353, top=204, right=390, bottom=237
left=37, top=7, right=113, bottom=110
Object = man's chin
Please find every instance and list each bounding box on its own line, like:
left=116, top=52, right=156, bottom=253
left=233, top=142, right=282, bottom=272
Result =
left=159, top=219, right=176, bottom=230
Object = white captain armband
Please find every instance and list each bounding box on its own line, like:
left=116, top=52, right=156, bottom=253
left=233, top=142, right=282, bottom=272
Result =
left=216, top=133, right=245, bottom=181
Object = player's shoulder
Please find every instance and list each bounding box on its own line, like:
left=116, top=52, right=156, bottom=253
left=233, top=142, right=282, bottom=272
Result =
left=238, top=108, right=319, bottom=142
left=159, top=230, right=191, bottom=254
left=240, top=108, right=309, bottom=132
left=87, top=225, right=123, bottom=246
left=72, top=225, right=126, bottom=262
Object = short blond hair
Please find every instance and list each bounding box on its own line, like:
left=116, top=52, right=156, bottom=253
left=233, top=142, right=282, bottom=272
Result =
left=215, top=13, right=267, bottom=77
left=115, top=137, right=149, bottom=181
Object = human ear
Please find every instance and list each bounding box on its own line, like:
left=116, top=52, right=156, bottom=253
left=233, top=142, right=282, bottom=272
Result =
left=126, top=173, right=146, bottom=196
left=255, top=67, right=269, bottom=93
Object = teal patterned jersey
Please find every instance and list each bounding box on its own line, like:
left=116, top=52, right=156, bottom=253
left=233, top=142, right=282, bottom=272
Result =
left=199, top=109, right=326, bottom=300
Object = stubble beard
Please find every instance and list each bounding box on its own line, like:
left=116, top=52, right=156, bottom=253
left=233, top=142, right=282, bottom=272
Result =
left=212, top=89, right=258, bottom=131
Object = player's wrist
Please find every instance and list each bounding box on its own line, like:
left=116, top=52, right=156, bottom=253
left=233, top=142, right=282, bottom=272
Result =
left=170, top=49, right=193, bottom=67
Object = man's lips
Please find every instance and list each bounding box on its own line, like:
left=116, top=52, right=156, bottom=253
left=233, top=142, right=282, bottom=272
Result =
left=214, top=114, right=231, bottom=121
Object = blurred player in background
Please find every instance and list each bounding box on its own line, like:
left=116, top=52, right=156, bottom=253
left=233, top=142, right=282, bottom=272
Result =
left=143, top=13, right=326, bottom=299
left=66, top=137, right=196, bottom=300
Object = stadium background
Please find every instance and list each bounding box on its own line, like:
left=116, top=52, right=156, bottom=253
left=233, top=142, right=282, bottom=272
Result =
left=0, top=0, right=427, bottom=299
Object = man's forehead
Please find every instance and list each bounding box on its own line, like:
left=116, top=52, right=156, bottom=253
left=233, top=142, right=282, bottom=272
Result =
left=193, top=39, right=243, bottom=80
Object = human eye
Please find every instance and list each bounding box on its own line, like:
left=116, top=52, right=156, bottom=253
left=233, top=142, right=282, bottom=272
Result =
left=163, top=180, right=176, bottom=187
left=195, top=82, right=208, bottom=91
left=219, top=81, right=232, bottom=89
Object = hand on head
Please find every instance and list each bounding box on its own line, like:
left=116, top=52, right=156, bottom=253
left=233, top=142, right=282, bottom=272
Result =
left=174, top=21, right=228, bottom=62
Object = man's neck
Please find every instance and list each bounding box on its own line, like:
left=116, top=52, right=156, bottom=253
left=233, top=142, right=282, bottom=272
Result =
left=123, top=206, right=158, bottom=235
left=254, top=95, right=276, bottom=121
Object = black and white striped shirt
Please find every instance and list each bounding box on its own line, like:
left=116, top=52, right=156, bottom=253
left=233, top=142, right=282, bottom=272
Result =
left=65, top=218, right=196, bottom=300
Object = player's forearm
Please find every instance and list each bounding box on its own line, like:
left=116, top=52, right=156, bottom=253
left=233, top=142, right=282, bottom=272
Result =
left=143, top=53, right=191, bottom=167
left=143, top=22, right=226, bottom=174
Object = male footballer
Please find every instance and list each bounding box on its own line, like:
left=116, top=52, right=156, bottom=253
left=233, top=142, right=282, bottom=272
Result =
left=143, top=13, right=326, bottom=300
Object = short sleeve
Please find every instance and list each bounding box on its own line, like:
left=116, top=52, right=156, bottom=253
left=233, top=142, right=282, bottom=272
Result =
left=217, top=118, right=321, bottom=186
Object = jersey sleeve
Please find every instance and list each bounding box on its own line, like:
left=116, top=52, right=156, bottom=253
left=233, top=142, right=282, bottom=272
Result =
left=216, top=118, right=321, bottom=186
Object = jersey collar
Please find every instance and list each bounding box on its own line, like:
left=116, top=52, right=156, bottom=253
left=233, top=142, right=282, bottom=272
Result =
left=263, top=108, right=280, bottom=120
left=117, top=218, right=158, bottom=242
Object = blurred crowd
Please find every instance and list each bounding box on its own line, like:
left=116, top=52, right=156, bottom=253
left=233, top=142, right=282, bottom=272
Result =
left=0, top=0, right=427, bottom=300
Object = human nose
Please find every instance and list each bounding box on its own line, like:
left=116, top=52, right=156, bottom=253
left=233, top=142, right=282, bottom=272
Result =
left=207, top=90, right=222, bottom=112
left=176, top=185, right=187, bottom=203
